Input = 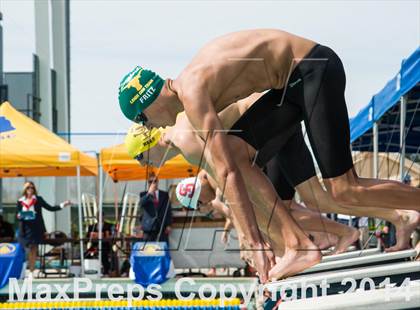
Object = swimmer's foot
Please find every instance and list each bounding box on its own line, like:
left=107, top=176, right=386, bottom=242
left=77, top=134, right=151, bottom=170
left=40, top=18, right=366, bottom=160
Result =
left=332, top=229, right=360, bottom=255
left=386, top=211, right=420, bottom=252
left=240, top=242, right=255, bottom=268
left=241, top=241, right=272, bottom=283
left=312, top=232, right=338, bottom=251
left=415, top=242, right=420, bottom=261
left=268, top=244, right=321, bottom=280
left=253, top=246, right=271, bottom=283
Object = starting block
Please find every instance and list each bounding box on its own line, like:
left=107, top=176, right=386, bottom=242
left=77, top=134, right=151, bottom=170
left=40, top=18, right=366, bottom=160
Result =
left=303, top=249, right=416, bottom=275
left=321, top=248, right=380, bottom=263
left=265, top=261, right=420, bottom=300
left=276, top=279, right=420, bottom=309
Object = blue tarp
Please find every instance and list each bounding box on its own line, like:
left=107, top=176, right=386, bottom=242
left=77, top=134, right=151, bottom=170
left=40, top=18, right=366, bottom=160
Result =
left=350, top=47, right=420, bottom=154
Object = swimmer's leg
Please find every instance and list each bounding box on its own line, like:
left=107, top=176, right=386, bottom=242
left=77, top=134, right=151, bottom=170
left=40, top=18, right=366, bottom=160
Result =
left=298, top=177, right=420, bottom=251
left=229, top=138, right=321, bottom=280
left=288, top=200, right=359, bottom=254
left=325, top=169, right=420, bottom=212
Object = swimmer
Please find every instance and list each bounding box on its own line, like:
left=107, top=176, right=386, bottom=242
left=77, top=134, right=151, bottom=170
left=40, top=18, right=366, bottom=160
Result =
left=126, top=113, right=321, bottom=279
left=175, top=171, right=358, bottom=256
left=125, top=92, right=418, bottom=275
left=119, top=30, right=420, bottom=279
left=122, top=102, right=339, bottom=277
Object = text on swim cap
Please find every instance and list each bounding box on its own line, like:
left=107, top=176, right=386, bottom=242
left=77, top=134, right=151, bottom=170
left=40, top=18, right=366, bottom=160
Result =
left=130, top=85, right=157, bottom=105
left=142, top=137, right=156, bottom=147
left=179, top=184, right=195, bottom=198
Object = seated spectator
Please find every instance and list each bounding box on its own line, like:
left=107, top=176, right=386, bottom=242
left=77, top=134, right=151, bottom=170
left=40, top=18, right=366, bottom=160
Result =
left=85, top=218, right=113, bottom=276
left=381, top=221, right=397, bottom=249
left=0, top=215, right=15, bottom=241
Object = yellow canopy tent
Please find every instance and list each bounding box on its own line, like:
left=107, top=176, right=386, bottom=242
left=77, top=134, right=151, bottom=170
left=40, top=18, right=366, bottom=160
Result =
left=0, top=101, right=97, bottom=177
left=0, top=101, right=97, bottom=275
left=100, top=143, right=198, bottom=181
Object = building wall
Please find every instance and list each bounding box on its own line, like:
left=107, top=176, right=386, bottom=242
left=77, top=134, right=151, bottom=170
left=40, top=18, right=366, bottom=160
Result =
left=3, top=72, right=33, bottom=114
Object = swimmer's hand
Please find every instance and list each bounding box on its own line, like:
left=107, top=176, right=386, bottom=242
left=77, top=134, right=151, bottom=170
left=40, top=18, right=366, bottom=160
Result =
left=252, top=245, right=270, bottom=283
left=221, top=230, right=229, bottom=245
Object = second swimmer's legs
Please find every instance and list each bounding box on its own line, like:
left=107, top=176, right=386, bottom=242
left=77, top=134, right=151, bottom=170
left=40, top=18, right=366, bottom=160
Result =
left=287, top=201, right=359, bottom=254
left=230, top=138, right=321, bottom=280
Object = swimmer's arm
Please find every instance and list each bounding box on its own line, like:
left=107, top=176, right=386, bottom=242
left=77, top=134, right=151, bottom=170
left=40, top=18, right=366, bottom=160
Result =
left=209, top=198, right=231, bottom=219
left=216, top=92, right=264, bottom=129
left=181, top=91, right=263, bottom=247
left=221, top=218, right=233, bottom=245
left=224, top=218, right=234, bottom=231
left=204, top=174, right=233, bottom=219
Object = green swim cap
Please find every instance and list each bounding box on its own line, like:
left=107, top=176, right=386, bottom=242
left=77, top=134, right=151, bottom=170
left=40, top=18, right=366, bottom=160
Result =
left=118, top=66, right=165, bottom=121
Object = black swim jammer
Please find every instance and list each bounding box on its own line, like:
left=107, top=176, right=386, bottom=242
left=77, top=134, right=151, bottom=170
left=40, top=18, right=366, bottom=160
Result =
left=229, top=44, right=354, bottom=199
left=230, top=44, right=353, bottom=178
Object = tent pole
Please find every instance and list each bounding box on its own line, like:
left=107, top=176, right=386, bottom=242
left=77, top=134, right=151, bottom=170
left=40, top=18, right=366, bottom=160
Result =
left=373, top=119, right=380, bottom=249
left=400, top=95, right=407, bottom=181
left=373, top=122, right=379, bottom=178
left=0, top=179, right=2, bottom=214
left=76, top=165, right=85, bottom=276
left=98, top=166, right=103, bottom=277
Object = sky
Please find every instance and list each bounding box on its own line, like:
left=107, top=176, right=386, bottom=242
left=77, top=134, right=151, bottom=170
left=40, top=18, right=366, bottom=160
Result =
left=1, top=0, right=419, bottom=151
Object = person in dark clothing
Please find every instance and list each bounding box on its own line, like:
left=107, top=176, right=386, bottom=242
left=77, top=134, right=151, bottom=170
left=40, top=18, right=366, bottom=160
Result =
left=140, top=174, right=172, bottom=243
left=85, top=219, right=113, bottom=276
left=0, top=215, right=15, bottom=241
left=381, top=221, right=397, bottom=249
left=16, top=181, right=71, bottom=275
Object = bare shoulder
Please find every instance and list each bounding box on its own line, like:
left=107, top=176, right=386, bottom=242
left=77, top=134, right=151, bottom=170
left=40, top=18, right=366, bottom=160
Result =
left=175, top=68, right=211, bottom=100
left=170, top=114, right=196, bottom=143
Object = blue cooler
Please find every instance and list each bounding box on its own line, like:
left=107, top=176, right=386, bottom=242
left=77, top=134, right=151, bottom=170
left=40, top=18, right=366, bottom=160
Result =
left=0, top=243, right=25, bottom=288
left=130, top=242, right=172, bottom=286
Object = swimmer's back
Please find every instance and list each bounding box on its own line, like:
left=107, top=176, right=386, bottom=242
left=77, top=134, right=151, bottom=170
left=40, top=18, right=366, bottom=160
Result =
left=176, top=29, right=316, bottom=111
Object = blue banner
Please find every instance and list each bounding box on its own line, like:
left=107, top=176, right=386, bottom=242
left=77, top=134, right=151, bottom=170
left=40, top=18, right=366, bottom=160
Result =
left=0, top=243, right=25, bottom=288
left=130, top=242, right=172, bottom=286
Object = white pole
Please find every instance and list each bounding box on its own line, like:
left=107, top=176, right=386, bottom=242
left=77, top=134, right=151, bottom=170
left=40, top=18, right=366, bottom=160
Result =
left=373, top=122, right=379, bottom=178
left=76, top=165, right=85, bottom=276
left=373, top=119, right=381, bottom=249
left=98, top=166, right=103, bottom=277
left=400, top=96, right=407, bottom=181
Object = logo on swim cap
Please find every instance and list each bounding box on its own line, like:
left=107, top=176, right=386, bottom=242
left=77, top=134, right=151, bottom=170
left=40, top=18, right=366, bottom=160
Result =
left=124, top=124, right=162, bottom=159
left=176, top=177, right=202, bottom=209
left=118, top=66, right=165, bottom=121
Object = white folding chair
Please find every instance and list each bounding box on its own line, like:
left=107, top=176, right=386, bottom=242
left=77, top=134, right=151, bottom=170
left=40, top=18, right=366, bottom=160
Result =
left=119, top=192, right=140, bottom=236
